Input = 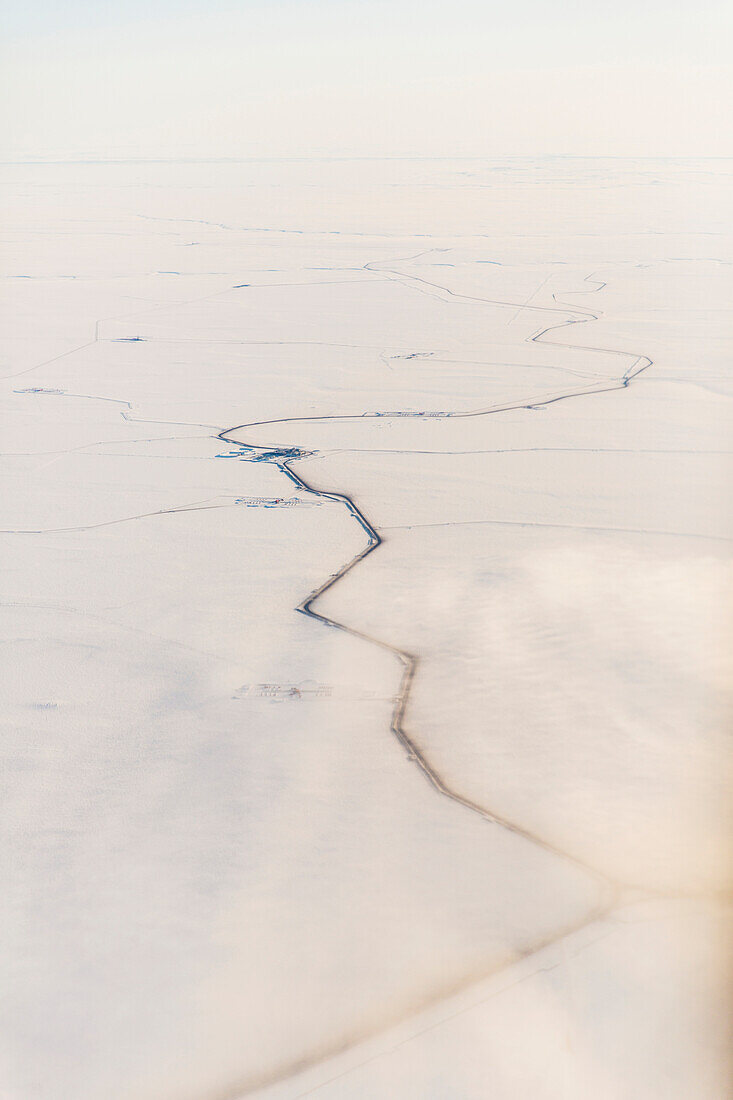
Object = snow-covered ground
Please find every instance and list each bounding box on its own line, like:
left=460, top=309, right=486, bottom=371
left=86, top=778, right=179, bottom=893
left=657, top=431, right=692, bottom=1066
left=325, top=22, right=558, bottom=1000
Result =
left=1, top=159, right=731, bottom=1099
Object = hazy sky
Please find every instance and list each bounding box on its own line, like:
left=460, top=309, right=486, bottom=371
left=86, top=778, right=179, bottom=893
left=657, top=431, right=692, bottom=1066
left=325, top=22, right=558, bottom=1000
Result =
left=2, top=0, right=732, bottom=159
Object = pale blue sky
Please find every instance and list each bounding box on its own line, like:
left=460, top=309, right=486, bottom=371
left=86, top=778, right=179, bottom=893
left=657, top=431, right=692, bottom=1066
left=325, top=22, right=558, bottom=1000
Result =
left=2, top=0, right=732, bottom=158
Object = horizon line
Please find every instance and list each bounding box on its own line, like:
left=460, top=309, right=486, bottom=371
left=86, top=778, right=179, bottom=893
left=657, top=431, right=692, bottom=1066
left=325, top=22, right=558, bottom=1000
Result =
left=2, top=154, right=733, bottom=166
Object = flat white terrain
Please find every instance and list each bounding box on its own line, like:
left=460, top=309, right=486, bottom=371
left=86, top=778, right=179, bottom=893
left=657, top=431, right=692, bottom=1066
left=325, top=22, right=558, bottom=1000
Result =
left=0, top=159, right=730, bottom=1099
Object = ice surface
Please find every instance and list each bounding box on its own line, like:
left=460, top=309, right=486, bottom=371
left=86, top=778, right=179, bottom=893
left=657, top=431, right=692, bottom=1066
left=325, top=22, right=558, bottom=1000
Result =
left=0, top=159, right=730, bottom=1099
